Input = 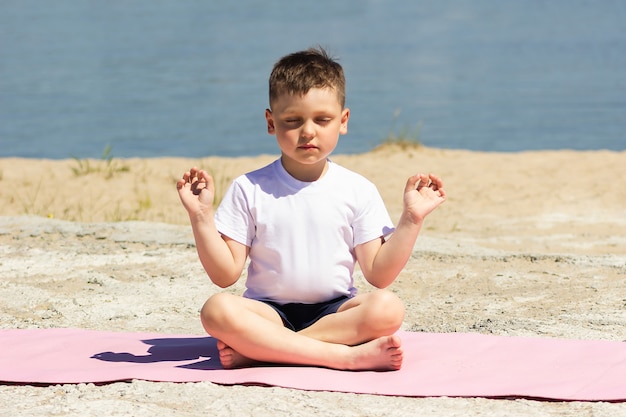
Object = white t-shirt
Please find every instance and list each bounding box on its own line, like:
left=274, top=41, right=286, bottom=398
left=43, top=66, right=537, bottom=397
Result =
left=214, top=159, right=395, bottom=304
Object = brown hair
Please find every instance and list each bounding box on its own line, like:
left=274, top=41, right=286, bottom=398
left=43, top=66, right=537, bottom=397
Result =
left=268, top=47, right=346, bottom=108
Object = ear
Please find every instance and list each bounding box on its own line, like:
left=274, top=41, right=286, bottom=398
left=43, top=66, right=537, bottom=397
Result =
left=339, top=108, right=350, bottom=135
left=265, top=109, right=275, bottom=135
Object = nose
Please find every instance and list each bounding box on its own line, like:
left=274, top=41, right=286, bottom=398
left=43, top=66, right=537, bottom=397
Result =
left=300, top=120, right=315, bottom=141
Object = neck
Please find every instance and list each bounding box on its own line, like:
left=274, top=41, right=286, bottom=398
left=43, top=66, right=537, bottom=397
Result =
left=280, top=156, right=329, bottom=182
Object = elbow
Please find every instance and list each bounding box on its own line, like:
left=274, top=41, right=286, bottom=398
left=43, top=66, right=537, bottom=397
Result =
left=364, top=273, right=396, bottom=289
left=211, top=278, right=238, bottom=289
left=206, top=269, right=240, bottom=288
left=370, top=281, right=392, bottom=290
left=210, top=275, right=239, bottom=288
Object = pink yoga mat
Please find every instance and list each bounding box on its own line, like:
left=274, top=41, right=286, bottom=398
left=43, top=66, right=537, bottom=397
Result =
left=1, top=328, right=625, bottom=401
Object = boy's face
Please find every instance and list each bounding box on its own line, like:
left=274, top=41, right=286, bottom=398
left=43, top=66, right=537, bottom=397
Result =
left=265, top=87, right=349, bottom=177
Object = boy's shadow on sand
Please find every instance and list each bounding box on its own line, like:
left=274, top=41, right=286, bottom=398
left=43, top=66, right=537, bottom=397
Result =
left=91, top=336, right=223, bottom=370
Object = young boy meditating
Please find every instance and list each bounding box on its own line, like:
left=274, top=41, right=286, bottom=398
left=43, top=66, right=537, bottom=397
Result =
left=177, top=47, right=446, bottom=371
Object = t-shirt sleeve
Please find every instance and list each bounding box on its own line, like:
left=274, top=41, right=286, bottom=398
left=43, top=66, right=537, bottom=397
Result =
left=352, top=181, right=395, bottom=246
left=214, top=180, right=255, bottom=247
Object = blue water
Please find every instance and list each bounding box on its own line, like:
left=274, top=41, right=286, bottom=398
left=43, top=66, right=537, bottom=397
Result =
left=1, top=0, right=625, bottom=159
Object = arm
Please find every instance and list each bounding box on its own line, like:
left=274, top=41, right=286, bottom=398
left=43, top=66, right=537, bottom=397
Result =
left=176, top=167, right=248, bottom=288
left=355, top=173, right=446, bottom=288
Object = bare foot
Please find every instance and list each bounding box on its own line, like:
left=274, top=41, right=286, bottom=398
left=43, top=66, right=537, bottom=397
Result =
left=345, top=335, right=403, bottom=371
left=217, top=335, right=403, bottom=371
left=217, top=340, right=260, bottom=369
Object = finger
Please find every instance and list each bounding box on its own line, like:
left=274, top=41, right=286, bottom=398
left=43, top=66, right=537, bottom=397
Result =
left=204, top=172, right=216, bottom=195
left=428, top=173, right=443, bottom=186
left=194, top=170, right=215, bottom=195
left=416, top=174, right=430, bottom=190
left=178, top=170, right=193, bottom=189
left=181, top=169, right=196, bottom=186
left=187, top=167, right=202, bottom=183
left=428, top=173, right=443, bottom=190
left=404, top=174, right=421, bottom=193
left=198, top=169, right=212, bottom=183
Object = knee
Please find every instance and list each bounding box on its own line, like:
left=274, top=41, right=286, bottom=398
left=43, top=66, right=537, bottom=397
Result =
left=366, top=290, right=405, bottom=333
left=200, top=293, right=236, bottom=333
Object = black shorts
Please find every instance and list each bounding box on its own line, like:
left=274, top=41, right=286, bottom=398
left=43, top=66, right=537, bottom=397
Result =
left=260, top=295, right=351, bottom=332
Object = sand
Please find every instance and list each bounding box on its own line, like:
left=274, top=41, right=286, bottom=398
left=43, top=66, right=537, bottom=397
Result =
left=1, top=146, right=625, bottom=416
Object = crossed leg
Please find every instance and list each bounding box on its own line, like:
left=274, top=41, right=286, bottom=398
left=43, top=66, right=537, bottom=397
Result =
left=201, top=289, right=405, bottom=371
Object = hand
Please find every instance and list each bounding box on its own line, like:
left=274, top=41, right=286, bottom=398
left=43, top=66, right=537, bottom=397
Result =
left=403, top=173, right=446, bottom=223
left=176, top=167, right=215, bottom=217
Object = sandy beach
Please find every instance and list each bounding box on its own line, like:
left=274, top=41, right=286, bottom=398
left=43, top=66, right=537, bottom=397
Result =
left=1, top=146, right=625, bottom=416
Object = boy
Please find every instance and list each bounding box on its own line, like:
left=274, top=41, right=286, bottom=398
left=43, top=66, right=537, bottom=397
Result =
left=177, top=47, right=446, bottom=371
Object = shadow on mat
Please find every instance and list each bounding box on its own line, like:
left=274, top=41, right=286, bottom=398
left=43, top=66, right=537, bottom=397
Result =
left=91, top=336, right=223, bottom=370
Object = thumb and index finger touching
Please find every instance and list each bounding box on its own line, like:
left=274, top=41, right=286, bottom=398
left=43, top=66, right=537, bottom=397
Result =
left=405, top=173, right=446, bottom=198
left=176, top=167, right=216, bottom=205
left=177, top=167, right=212, bottom=188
